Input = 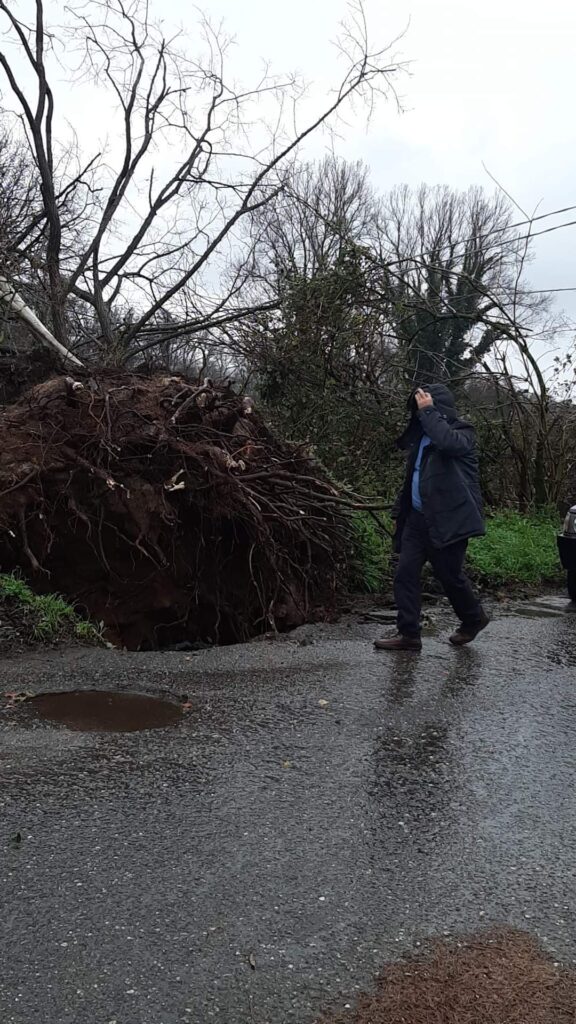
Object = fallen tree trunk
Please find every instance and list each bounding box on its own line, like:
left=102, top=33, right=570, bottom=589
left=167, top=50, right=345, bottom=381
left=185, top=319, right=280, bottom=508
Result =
left=0, top=277, right=83, bottom=368
left=0, top=371, right=356, bottom=648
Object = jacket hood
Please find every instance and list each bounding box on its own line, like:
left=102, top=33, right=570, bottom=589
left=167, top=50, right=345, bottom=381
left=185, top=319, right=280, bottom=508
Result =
left=397, top=383, right=460, bottom=449
left=425, top=383, right=457, bottom=419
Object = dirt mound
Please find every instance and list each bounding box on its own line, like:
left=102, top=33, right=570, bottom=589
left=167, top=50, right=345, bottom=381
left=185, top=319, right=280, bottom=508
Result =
left=320, top=929, right=575, bottom=1024
left=0, top=371, right=352, bottom=648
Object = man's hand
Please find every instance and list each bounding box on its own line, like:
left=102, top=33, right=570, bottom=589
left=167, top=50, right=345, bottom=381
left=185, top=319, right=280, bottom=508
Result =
left=415, top=388, right=434, bottom=411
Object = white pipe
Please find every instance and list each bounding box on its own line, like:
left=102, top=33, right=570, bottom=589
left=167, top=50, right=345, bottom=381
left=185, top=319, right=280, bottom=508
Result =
left=0, top=276, right=83, bottom=368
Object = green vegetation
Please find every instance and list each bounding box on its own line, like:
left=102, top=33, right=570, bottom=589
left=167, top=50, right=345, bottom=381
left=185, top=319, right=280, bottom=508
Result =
left=0, top=574, right=100, bottom=643
left=349, top=510, right=563, bottom=594
left=349, top=512, right=393, bottom=593
left=468, top=511, right=562, bottom=586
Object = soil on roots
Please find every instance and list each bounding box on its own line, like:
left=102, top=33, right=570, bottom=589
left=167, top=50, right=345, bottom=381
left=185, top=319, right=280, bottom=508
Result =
left=0, top=370, right=352, bottom=649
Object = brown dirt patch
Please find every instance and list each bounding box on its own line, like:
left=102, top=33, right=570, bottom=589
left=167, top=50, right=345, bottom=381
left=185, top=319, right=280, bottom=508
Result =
left=320, top=929, right=576, bottom=1024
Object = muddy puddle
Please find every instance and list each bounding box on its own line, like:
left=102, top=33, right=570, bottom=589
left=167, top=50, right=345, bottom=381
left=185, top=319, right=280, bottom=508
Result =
left=23, top=690, right=184, bottom=732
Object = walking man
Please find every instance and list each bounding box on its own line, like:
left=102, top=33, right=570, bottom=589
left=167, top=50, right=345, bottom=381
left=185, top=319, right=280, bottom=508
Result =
left=375, top=384, right=489, bottom=651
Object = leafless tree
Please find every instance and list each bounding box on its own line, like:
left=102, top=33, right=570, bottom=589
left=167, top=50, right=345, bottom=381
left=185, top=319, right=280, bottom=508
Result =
left=464, top=205, right=575, bottom=510
left=247, top=156, right=378, bottom=281
left=241, top=162, right=554, bottom=390
left=236, top=156, right=399, bottom=394
left=0, top=0, right=403, bottom=364
left=232, top=158, right=574, bottom=495
left=0, top=129, right=40, bottom=275
left=372, top=184, right=553, bottom=381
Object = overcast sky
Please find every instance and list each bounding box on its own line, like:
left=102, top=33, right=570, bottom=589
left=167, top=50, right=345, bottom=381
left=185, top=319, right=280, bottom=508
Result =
left=156, top=0, right=576, bottom=324
left=5, top=0, right=576, bottom=333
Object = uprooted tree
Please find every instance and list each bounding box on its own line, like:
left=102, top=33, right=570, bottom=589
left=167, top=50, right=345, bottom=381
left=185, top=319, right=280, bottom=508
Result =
left=0, top=0, right=403, bottom=365
left=0, top=372, right=381, bottom=648
left=0, top=1, right=404, bottom=642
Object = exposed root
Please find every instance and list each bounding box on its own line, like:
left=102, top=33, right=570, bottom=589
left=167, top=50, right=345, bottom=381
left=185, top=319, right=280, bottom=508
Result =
left=0, top=370, right=353, bottom=648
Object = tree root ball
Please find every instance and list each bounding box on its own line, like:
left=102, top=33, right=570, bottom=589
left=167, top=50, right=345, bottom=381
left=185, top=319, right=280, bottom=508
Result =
left=0, top=370, right=352, bottom=648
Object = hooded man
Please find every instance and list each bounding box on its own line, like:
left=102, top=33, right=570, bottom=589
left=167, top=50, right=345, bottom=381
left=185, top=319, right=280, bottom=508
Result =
left=375, top=384, right=489, bottom=652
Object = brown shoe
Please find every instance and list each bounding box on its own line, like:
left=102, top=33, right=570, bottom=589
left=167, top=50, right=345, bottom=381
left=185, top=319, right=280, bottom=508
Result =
left=449, top=611, right=490, bottom=647
left=374, top=633, right=422, bottom=652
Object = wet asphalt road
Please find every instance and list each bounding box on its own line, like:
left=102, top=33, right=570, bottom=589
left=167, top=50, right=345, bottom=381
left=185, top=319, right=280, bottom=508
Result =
left=1, top=597, right=576, bottom=1024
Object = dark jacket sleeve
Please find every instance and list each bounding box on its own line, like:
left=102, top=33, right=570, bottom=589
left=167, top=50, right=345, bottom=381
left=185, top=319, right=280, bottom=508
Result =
left=418, top=408, right=474, bottom=456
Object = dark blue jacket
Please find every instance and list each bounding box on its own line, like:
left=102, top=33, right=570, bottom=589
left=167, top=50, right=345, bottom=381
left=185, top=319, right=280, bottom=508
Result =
left=393, top=384, right=485, bottom=551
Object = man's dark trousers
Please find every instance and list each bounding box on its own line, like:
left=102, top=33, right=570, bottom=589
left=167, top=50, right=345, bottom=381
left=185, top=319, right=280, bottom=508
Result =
left=395, top=509, right=483, bottom=638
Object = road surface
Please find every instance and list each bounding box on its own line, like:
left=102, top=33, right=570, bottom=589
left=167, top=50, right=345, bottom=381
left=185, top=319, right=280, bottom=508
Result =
left=1, top=597, right=576, bottom=1023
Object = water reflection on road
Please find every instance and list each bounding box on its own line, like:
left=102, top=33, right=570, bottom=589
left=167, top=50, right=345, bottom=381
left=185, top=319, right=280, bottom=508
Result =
left=1, top=599, right=576, bottom=1024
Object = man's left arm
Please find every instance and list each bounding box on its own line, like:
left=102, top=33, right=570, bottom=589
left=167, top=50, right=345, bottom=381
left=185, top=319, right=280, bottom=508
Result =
left=415, top=389, right=474, bottom=457
left=418, top=408, right=474, bottom=456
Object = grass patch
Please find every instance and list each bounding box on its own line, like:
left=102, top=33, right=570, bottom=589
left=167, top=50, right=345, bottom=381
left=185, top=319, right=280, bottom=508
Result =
left=349, top=511, right=393, bottom=593
left=468, top=511, right=562, bottom=586
left=0, top=574, right=101, bottom=645
left=349, top=509, right=562, bottom=594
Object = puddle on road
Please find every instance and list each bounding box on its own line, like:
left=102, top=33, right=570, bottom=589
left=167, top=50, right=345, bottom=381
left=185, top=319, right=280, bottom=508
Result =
left=504, top=596, right=576, bottom=620
left=25, top=690, right=184, bottom=732
left=511, top=606, right=568, bottom=619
